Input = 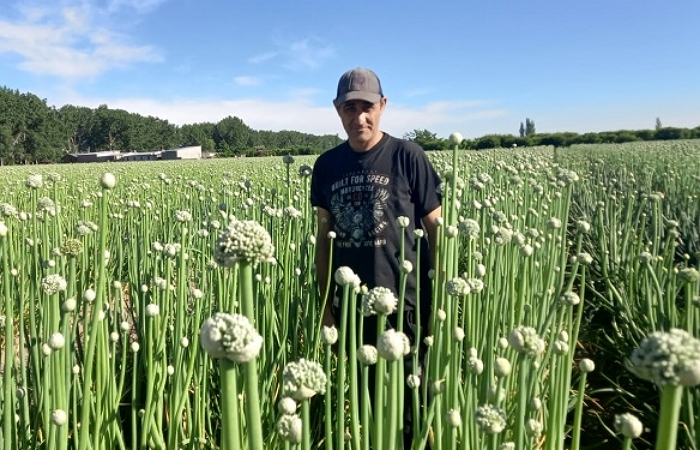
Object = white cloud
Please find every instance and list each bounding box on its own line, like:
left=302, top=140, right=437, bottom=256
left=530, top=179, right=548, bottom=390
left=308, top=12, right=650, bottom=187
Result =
left=0, top=3, right=162, bottom=79
left=51, top=92, right=505, bottom=139
left=248, top=37, right=334, bottom=70
left=283, top=38, right=334, bottom=70
left=234, top=76, right=262, bottom=87
left=107, top=0, right=169, bottom=14
left=248, top=51, right=277, bottom=64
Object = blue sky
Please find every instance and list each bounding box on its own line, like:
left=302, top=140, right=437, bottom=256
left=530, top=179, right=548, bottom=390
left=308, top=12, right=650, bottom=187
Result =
left=1, top=0, right=699, bottom=139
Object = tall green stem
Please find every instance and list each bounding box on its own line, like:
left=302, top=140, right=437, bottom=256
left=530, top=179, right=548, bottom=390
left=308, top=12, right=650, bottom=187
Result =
left=239, top=261, right=264, bottom=450
left=656, top=385, right=683, bottom=450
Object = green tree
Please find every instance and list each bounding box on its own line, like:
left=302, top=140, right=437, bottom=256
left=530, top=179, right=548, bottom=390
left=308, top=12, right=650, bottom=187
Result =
left=525, top=118, right=536, bottom=137
left=519, top=122, right=525, bottom=138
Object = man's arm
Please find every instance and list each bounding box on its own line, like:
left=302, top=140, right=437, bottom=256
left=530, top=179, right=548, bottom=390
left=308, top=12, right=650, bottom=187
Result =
left=421, top=206, right=442, bottom=269
left=315, top=207, right=335, bottom=327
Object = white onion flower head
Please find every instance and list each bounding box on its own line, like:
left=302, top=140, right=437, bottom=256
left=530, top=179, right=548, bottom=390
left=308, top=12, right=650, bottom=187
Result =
left=499, top=442, right=515, bottom=450
left=546, top=217, right=562, bottom=229
left=467, top=354, right=484, bottom=375
left=579, top=358, right=595, bottom=373
left=406, top=374, right=421, bottom=389
left=446, top=409, right=462, bottom=427
left=199, top=312, right=263, bottom=363
left=214, top=220, right=275, bottom=267
left=576, top=220, right=591, bottom=233
left=357, top=345, right=378, bottom=366
left=397, top=216, right=410, bottom=228
left=467, top=278, right=485, bottom=293
left=334, top=266, right=358, bottom=287
left=401, top=260, right=413, bottom=274
left=449, top=132, right=464, bottom=144
left=627, top=328, right=700, bottom=387
left=321, top=325, right=338, bottom=345
left=51, top=409, right=67, bottom=426
left=48, top=332, right=65, bottom=350
left=452, top=327, right=465, bottom=342
left=361, top=286, right=397, bottom=316
left=41, top=274, right=67, bottom=296
left=446, top=277, right=470, bottom=297
left=577, top=252, right=593, bottom=265
left=474, top=404, right=507, bottom=434
left=377, top=329, right=411, bottom=361
left=614, top=413, right=644, bottom=439
left=459, top=219, right=480, bottom=239
left=553, top=341, right=569, bottom=355
left=145, top=303, right=160, bottom=317
left=436, top=309, right=447, bottom=322
left=520, top=244, right=534, bottom=257
left=61, top=298, right=77, bottom=312
left=0, top=222, right=7, bottom=238
left=276, top=414, right=302, bottom=444
left=494, top=357, right=512, bottom=378
left=278, top=397, right=297, bottom=415
left=282, top=358, right=327, bottom=400
left=508, top=326, right=546, bottom=357
left=25, top=174, right=43, bottom=189
left=679, top=268, right=700, bottom=284
left=525, top=419, right=543, bottom=437
left=559, top=291, right=581, bottom=306
left=174, top=210, right=192, bottom=223
left=100, top=173, right=116, bottom=189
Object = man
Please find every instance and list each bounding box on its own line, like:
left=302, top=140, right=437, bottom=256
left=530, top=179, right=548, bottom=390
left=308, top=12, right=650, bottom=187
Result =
left=310, top=68, right=442, bottom=447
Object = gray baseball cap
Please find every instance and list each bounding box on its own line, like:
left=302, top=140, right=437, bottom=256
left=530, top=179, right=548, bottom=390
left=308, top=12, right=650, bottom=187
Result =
left=334, top=68, right=384, bottom=105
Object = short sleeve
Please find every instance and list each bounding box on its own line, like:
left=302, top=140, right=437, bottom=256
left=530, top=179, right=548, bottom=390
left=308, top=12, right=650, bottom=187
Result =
left=310, top=155, right=329, bottom=210
left=409, top=148, right=442, bottom=217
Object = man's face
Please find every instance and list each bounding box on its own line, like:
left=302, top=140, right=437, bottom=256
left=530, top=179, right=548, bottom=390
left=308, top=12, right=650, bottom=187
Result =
left=335, top=98, right=387, bottom=151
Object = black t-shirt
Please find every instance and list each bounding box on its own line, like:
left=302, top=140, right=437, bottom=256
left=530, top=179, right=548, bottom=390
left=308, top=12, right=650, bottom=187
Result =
left=310, top=133, right=441, bottom=318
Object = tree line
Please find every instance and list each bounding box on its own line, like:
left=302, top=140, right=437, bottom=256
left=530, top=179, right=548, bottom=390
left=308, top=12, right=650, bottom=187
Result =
left=405, top=124, right=700, bottom=151
left=0, top=87, right=342, bottom=165
left=2, top=86, right=700, bottom=165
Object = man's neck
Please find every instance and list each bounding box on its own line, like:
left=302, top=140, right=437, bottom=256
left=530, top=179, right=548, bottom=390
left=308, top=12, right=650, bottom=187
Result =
left=349, top=132, right=384, bottom=153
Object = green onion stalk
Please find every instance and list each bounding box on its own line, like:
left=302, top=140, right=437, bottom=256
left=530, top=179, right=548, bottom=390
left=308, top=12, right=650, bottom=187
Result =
left=347, top=284, right=361, bottom=450
left=323, top=334, right=336, bottom=450
left=77, top=173, right=114, bottom=450
left=1, top=221, right=16, bottom=450
left=238, top=260, right=264, bottom=450
left=373, top=313, right=389, bottom=449
left=626, top=329, right=700, bottom=450
left=570, top=359, right=595, bottom=450
left=336, top=280, right=351, bottom=450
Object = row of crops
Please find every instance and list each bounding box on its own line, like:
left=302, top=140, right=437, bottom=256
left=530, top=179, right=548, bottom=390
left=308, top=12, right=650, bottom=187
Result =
left=0, top=139, right=699, bottom=449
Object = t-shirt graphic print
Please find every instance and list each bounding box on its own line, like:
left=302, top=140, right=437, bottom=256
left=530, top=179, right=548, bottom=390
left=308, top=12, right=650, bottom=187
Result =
left=329, top=170, right=390, bottom=249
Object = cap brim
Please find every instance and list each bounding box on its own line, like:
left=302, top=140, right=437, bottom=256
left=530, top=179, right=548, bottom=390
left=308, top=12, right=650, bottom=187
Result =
left=334, top=91, right=382, bottom=105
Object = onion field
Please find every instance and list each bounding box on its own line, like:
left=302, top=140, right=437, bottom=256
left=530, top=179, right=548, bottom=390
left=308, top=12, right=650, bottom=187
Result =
left=0, top=139, right=699, bottom=450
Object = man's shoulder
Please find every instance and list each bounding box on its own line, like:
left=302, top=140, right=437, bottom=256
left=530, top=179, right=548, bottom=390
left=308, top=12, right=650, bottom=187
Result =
left=315, top=142, right=347, bottom=164
left=383, top=134, right=428, bottom=157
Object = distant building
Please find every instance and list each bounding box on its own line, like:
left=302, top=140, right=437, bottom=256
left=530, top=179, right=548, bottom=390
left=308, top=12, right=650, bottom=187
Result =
left=162, top=146, right=202, bottom=160
left=62, top=145, right=206, bottom=163
left=62, top=151, right=121, bottom=164
left=120, top=151, right=162, bottom=162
